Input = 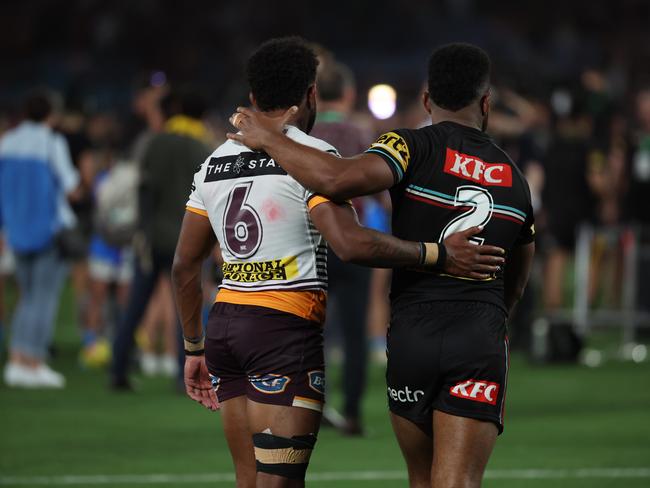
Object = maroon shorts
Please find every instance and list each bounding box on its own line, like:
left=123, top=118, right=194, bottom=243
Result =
left=205, top=302, right=325, bottom=412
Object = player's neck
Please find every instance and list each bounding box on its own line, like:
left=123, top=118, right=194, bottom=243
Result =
left=262, top=108, right=307, bottom=132
left=429, top=106, right=482, bottom=131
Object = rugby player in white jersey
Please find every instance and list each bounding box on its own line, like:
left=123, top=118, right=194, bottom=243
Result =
left=172, top=38, right=505, bottom=488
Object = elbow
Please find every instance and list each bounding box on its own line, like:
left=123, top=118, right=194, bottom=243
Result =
left=329, top=241, right=355, bottom=264
left=329, top=232, right=366, bottom=264
left=320, top=174, right=350, bottom=201
left=171, top=253, right=194, bottom=286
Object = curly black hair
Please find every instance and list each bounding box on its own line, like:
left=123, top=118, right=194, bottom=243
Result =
left=246, top=37, right=318, bottom=111
left=428, top=43, right=491, bottom=112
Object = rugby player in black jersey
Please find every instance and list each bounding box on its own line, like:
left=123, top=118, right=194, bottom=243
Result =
left=228, top=43, right=535, bottom=488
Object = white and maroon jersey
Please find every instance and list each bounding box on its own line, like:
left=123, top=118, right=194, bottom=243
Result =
left=187, top=126, right=339, bottom=297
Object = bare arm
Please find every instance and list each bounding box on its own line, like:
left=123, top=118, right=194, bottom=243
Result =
left=172, top=211, right=217, bottom=340
left=172, top=211, right=219, bottom=411
left=310, top=202, right=505, bottom=279
left=227, top=107, right=394, bottom=200
left=503, top=242, right=535, bottom=315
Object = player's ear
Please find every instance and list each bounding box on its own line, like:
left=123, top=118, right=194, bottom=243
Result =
left=423, top=91, right=432, bottom=114
left=480, top=90, right=491, bottom=116
left=307, top=84, right=317, bottom=107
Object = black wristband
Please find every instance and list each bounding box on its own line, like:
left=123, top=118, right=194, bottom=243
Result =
left=434, top=242, right=447, bottom=270
left=184, top=349, right=205, bottom=356
left=418, top=242, right=426, bottom=265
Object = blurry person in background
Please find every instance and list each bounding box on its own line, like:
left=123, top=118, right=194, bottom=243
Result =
left=110, top=88, right=211, bottom=390
left=309, top=59, right=374, bottom=436
left=627, top=86, right=650, bottom=228
left=542, top=88, right=595, bottom=312
left=138, top=276, right=178, bottom=377
left=59, top=101, right=96, bottom=335
left=128, top=74, right=168, bottom=163
left=0, top=89, right=81, bottom=388
left=81, top=134, right=134, bottom=369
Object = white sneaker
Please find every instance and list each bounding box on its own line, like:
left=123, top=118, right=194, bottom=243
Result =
left=140, top=353, right=159, bottom=377
left=159, top=355, right=179, bottom=378
left=3, top=363, right=41, bottom=388
left=33, top=364, right=66, bottom=389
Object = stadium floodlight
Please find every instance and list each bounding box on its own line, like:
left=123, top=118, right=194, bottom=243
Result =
left=368, top=84, right=397, bottom=120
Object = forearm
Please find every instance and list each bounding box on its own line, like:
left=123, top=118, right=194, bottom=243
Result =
left=172, top=260, right=204, bottom=340
left=343, top=227, right=431, bottom=268
left=262, top=132, right=353, bottom=199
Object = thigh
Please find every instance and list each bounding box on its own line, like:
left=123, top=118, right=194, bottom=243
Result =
left=390, top=412, right=433, bottom=488
left=386, top=305, right=444, bottom=436
left=223, top=304, right=325, bottom=414
left=435, top=303, right=508, bottom=434
left=219, top=396, right=256, bottom=488
left=431, top=410, right=497, bottom=488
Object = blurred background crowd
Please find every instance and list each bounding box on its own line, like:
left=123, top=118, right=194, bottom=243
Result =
left=1, top=0, right=650, bottom=435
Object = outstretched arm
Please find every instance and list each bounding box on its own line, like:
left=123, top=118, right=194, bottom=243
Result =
left=310, top=202, right=505, bottom=279
left=172, top=211, right=219, bottom=411
left=227, top=107, right=394, bottom=201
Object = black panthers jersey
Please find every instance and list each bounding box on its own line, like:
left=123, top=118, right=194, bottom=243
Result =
left=366, top=121, right=534, bottom=313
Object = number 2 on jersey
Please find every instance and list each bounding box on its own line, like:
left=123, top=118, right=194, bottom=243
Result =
left=223, top=182, right=263, bottom=258
left=439, top=185, right=494, bottom=245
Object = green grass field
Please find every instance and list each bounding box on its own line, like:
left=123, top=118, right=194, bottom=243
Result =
left=1, top=285, right=650, bottom=487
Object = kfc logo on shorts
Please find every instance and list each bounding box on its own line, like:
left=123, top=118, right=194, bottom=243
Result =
left=444, top=148, right=512, bottom=187
left=249, top=374, right=291, bottom=394
left=308, top=370, right=325, bottom=395
left=450, top=380, right=499, bottom=405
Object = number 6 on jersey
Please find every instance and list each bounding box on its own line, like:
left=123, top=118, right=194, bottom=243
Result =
left=223, top=181, right=263, bottom=258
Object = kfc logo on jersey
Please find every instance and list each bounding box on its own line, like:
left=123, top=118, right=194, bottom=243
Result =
left=450, top=380, right=500, bottom=405
left=444, top=148, right=512, bottom=187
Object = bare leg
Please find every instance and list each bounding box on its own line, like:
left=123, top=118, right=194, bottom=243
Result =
left=431, top=411, right=497, bottom=488
left=158, top=276, right=177, bottom=358
left=87, top=279, right=109, bottom=336
left=390, top=413, right=433, bottom=488
left=247, top=401, right=322, bottom=488
left=220, top=396, right=257, bottom=488
left=543, top=249, right=568, bottom=311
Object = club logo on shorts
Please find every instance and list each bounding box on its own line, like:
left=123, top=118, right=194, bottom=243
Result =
left=209, top=374, right=220, bottom=392
left=308, top=370, right=325, bottom=395
left=450, top=380, right=500, bottom=405
left=249, top=374, right=291, bottom=394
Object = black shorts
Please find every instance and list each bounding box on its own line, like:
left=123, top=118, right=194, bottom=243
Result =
left=205, top=302, right=325, bottom=412
left=386, top=301, right=509, bottom=435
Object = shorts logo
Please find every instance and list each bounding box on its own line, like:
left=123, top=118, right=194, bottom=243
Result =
left=450, top=380, right=499, bottom=405
left=387, top=386, right=424, bottom=403
left=209, top=374, right=220, bottom=392
left=308, top=370, right=325, bottom=395
left=249, top=374, right=291, bottom=394
left=444, top=148, right=512, bottom=187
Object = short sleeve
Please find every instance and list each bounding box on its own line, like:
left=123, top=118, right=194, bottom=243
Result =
left=515, top=204, right=535, bottom=245
left=306, top=193, right=331, bottom=211
left=186, top=165, right=208, bottom=217
left=51, top=134, right=79, bottom=193
left=365, top=130, right=412, bottom=184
